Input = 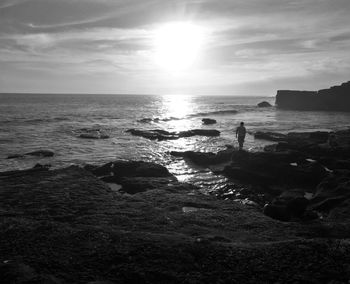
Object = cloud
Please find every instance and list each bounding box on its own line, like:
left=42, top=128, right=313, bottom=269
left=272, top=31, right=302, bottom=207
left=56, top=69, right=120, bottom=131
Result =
left=0, top=0, right=350, bottom=94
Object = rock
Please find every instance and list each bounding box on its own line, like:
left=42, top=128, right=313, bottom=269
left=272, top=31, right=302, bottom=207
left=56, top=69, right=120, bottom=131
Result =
left=310, top=170, right=350, bottom=212
left=202, top=118, right=217, bottom=125
left=79, top=132, right=109, bottom=139
left=275, top=81, right=350, bottom=111
left=85, top=160, right=175, bottom=183
left=224, top=150, right=327, bottom=187
left=254, top=131, right=287, bottom=142
left=6, top=154, right=24, bottom=159
left=328, top=199, right=350, bottom=221
left=223, top=166, right=276, bottom=185
left=126, top=128, right=220, bottom=141
left=273, top=190, right=309, bottom=218
left=77, top=127, right=110, bottom=139
left=179, top=129, right=220, bottom=138
left=0, top=164, right=50, bottom=178
left=171, top=147, right=233, bottom=166
left=116, top=177, right=178, bottom=194
left=1, top=163, right=350, bottom=283
left=7, top=150, right=55, bottom=159
left=257, top=101, right=272, bottom=107
left=25, top=150, right=55, bottom=157
left=287, top=131, right=329, bottom=144
left=0, top=261, right=38, bottom=283
left=263, top=204, right=291, bottom=222
left=33, top=163, right=51, bottom=170
left=126, top=129, right=178, bottom=140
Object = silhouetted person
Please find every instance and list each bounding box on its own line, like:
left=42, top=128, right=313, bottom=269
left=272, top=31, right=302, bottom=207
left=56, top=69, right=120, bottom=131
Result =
left=236, top=122, right=246, bottom=150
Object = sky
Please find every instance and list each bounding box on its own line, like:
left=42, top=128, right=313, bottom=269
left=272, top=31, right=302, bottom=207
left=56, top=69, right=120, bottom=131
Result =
left=0, top=0, right=350, bottom=95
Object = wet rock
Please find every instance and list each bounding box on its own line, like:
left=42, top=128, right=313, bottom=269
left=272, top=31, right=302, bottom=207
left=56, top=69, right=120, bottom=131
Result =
left=87, top=160, right=174, bottom=180
left=7, top=150, right=55, bottom=159
left=79, top=132, right=109, bottom=139
left=126, top=129, right=177, bottom=140
left=126, top=128, right=220, bottom=140
left=257, top=101, right=272, bottom=107
left=6, top=154, right=24, bottom=159
left=26, top=150, right=55, bottom=157
left=77, top=127, right=110, bottom=139
left=254, top=131, right=287, bottom=142
left=202, top=118, right=217, bottom=125
left=0, top=164, right=50, bottom=178
left=33, top=163, right=51, bottom=170
left=171, top=147, right=233, bottom=166
left=179, top=129, right=220, bottom=137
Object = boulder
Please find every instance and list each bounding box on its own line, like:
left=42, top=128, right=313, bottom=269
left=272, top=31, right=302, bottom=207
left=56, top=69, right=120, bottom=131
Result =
left=257, top=101, right=272, bottom=107
left=202, top=118, right=217, bottom=125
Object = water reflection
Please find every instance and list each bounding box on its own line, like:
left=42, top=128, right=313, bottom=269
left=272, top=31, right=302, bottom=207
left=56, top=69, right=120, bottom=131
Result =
left=161, top=95, right=193, bottom=119
left=160, top=95, right=197, bottom=133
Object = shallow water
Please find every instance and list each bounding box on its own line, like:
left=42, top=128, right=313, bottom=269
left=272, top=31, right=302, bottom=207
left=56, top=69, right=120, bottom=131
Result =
left=1, top=93, right=350, bottom=190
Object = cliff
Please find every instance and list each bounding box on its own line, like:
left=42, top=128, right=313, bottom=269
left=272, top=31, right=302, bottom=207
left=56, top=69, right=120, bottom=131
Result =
left=275, top=81, right=350, bottom=111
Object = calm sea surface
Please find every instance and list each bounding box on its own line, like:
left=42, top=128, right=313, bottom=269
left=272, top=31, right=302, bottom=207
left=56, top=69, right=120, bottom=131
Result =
left=1, top=93, right=350, bottom=190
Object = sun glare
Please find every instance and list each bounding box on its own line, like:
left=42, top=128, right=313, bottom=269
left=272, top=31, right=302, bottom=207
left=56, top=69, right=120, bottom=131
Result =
left=154, top=22, right=204, bottom=72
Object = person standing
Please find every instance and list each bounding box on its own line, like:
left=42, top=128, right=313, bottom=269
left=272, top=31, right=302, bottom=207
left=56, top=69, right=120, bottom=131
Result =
left=236, top=122, right=246, bottom=150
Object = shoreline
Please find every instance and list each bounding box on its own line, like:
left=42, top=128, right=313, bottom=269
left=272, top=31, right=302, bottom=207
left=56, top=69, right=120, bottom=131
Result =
left=1, top=128, right=350, bottom=282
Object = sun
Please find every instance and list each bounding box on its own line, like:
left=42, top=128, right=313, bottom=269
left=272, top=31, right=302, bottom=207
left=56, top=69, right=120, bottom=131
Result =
left=154, top=22, right=204, bottom=71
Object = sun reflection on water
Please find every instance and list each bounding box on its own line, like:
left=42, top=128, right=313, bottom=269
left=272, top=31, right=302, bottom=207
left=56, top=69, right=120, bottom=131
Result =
left=159, top=95, right=197, bottom=150
left=161, top=95, right=193, bottom=120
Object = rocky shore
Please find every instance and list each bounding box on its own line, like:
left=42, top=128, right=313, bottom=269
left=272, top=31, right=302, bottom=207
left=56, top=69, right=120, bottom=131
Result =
left=1, top=129, right=350, bottom=283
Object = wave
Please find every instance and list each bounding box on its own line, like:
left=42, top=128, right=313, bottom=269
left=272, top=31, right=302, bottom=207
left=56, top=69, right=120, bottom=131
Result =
left=138, top=110, right=239, bottom=124
left=0, top=117, right=71, bottom=124
left=188, top=109, right=238, bottom=117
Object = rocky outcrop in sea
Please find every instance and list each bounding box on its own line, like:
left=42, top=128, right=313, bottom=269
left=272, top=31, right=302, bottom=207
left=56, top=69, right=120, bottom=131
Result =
left=276, top=81, right=350, bottom=111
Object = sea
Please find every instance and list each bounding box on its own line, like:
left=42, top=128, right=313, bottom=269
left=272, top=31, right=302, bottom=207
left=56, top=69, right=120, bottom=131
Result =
left=1, top=93, right=350, bottom=192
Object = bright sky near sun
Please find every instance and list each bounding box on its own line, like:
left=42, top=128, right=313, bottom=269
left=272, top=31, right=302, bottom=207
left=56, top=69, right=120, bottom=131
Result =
left=1, top=0, right=350, bottom=95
